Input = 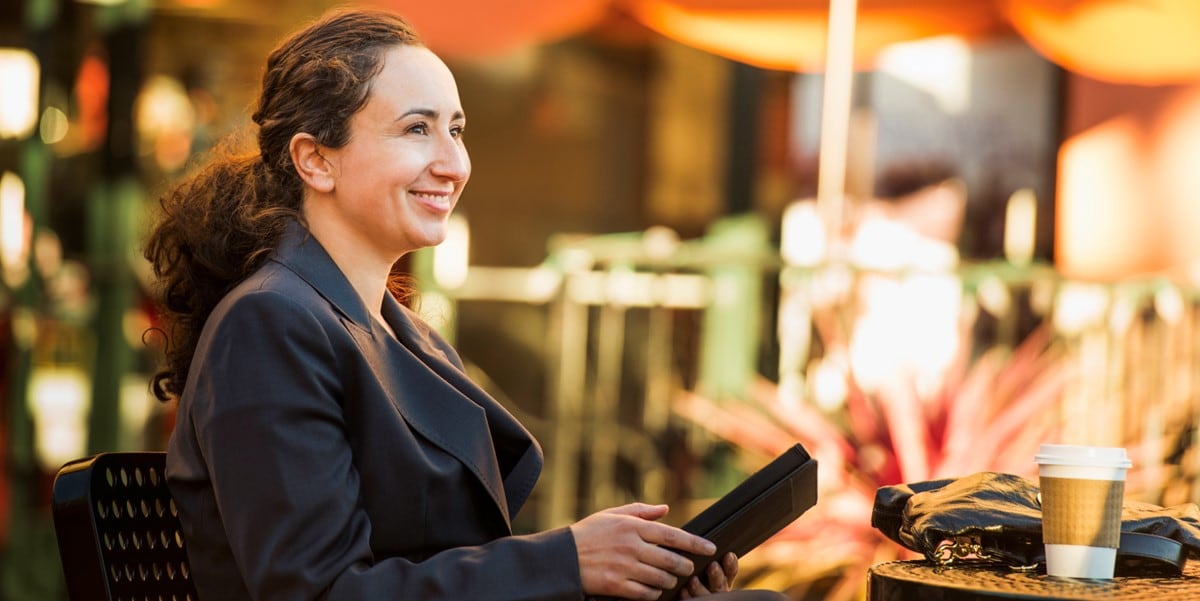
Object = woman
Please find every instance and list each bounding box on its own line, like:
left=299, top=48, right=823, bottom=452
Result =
left=145, top=8, right=789, bottom=601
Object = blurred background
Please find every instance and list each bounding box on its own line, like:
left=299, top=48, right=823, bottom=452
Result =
left=4, top=0, right=1200, bottom=599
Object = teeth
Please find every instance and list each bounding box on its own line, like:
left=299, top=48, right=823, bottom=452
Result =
left=412, top=192, right=451, bottom=206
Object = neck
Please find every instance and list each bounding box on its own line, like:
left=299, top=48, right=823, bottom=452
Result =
left=334, top=253, right=392, bottom=323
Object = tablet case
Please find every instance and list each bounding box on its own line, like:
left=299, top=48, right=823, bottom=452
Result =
left=1115, top=532, right=1187, bottom=577
left=594, top=443, right=818, bottom=601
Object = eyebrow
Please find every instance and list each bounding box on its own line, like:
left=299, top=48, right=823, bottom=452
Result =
left=399, top=108, right=466, bottom=121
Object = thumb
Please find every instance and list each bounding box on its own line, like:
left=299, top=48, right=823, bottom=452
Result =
left=604, top=503, right=670, bottom=520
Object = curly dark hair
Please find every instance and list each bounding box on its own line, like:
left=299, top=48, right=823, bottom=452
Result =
left=143, top=8, right=422, bottom=401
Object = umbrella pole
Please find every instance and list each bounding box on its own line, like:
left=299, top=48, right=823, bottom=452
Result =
left=817, top=0, right=859, bottom=244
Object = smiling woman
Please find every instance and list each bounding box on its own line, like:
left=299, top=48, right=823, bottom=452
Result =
left=294, top=44, right=471, bottom=316
left=142, top=7, right=789, bottom=601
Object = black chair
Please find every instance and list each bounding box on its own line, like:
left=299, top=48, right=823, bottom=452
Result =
left=51, top=451, right=200, bottom=601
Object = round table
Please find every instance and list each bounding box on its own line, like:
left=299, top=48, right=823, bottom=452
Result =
left=868, top=560, right=1200, bottom=600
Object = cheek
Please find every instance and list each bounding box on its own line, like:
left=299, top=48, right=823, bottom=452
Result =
left=380, top=155, right=429, bottom=184
left=360, top=140, right=423, bottom=179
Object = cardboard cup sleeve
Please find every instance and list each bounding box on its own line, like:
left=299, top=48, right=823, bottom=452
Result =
left=1040, top=476, right=1124, bottom=548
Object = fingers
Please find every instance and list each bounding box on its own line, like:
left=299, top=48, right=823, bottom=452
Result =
left=573, top=505, right=719, bottom=599
left=629, top=559, right=682, bottom=591
left=615, top=578, right=669, bottom=601
left=576, top=550, right=674, bottom=601
left=639, top=542, right=697, bottom=579
left=704, top=557, right=728, bottom=591
left=680, top=582, right=696, bottom=600
left=683, top=552, right=739, bottom=597
left=587, top=572, right=667, bottom=601
left=604, top=502, right=670, bottom=521
left=722, top=551, right=738, bottom=582
left=639, top=523, right=716, bottom=558
left=606, top=504, right=717, bottom=560
left=619, top=551, right=696, bottom=599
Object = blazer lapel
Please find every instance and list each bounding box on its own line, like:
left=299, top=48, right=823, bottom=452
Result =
left=272, top=222, right=518, bottom=527
left=380, top=297, right=544, bottom=518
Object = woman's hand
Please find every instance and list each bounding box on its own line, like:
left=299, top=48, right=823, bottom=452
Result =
left=570, top=503, right=716, bottom=600
left=679, top=552, right=739, bottom=599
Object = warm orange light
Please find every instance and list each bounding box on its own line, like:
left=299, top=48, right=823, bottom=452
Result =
left=1056, top=116, right=1160, bottom=280
left=629, top=4, right=844, bottom=71
left=625, top=0, right=1008, bottom=72
left=1151, top=86, right=1200, bottom=281
left=347, top=0, right=1200, bottom=84
left=1058, top=82, right=1200, bottom=281
left=75, top=45, right=109, bottom=152
left=1004, top=0, right=1200, bottom=85
left=369, top=0, right=610, bottom=58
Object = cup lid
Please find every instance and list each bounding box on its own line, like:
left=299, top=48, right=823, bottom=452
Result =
left=1036, top=444, right=1132, bottom=468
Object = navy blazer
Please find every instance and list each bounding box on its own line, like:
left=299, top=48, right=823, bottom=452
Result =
left=167, top=221, right=582, bottom=601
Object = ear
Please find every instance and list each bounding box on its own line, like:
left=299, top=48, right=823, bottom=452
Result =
left=289, top=133, right=336, bottom=193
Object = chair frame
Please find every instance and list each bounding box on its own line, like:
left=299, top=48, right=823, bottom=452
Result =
left=52, top=451, right=200, bottom=601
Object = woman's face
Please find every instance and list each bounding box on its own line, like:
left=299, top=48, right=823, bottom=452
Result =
left=317, top=44, right=470, bottom=260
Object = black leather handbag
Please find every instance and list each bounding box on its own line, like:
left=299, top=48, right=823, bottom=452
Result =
left=871, top=471, right=1200, bottom=576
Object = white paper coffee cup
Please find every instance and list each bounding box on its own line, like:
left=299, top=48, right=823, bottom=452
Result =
left=1035, top=444, right=1131, bottom=579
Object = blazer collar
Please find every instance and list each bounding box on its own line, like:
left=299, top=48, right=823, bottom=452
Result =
left=272, top=220, right=373, bottom=330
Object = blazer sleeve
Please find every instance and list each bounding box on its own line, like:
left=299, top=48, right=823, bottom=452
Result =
left=187, top=289, right=583, bottom=601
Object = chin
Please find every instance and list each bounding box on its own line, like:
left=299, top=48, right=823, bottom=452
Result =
left=416, top=232, right=448, bottom=250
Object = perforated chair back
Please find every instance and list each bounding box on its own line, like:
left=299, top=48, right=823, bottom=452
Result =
left=52, top=452, right=200, bottom=601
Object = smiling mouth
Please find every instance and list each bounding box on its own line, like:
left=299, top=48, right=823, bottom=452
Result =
left=411, top=191, right=453, bottom=209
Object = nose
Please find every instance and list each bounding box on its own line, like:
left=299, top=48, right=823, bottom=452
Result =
left=431, top=135, right=470, bottom=182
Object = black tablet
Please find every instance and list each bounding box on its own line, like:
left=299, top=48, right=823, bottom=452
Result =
left=592, top=443, right=818, bottom=601
left=665, top=442, right=819, bottom=600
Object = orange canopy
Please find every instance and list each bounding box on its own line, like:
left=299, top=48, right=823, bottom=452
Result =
left=367, top=0, right=1200, bottom=85
left=624, top=0, right=1010, bottom=72
left=371, top=0, right=611, bottom=57
left=1002, top=0, right=1200, bottom=86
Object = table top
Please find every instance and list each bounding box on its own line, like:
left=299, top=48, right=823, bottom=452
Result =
left=868, top=560, right=1200, bottom=600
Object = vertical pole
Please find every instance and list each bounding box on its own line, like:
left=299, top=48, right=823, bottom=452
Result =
left=640, top=299, right=671, bottom=502
left=3, top=0, right=58, bottom=598
left=588, top=294, right=626, bottom=510
left=88, top=0, right=148, bottom=455
left=544, top=264, right=589, bottom=528
left=816, top=0, right=859, bottom=242
left=777, top=0, right=857, bottom=409
left=724, top=63, right=763, bottom=215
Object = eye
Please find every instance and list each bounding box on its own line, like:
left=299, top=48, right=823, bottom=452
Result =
left=406, top=122, right=429, bottom=135
left=450, top=124, right=466, bottom=139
